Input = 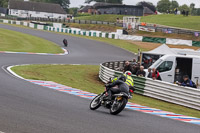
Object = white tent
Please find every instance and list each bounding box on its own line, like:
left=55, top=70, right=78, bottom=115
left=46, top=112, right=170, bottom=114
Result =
left=144, top=44, right=200, bottom=56
left=145, top=44, right=176, bottom=55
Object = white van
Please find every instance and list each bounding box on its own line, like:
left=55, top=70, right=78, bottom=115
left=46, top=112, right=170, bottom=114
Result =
left=148, top=54, right=200, bottom=84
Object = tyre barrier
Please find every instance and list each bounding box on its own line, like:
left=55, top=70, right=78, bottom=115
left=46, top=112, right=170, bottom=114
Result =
left=99, top=61, right=200, bottom=110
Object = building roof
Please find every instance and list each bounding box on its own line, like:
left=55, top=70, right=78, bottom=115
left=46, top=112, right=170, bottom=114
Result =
left=95, top=4, right=143, bottom=9
left=144, top=7, right=155, bottom=14
left=0, top=7, right=8, bottom=14
left=9, top=0, right=66, bottom=14
left=93, top=2, right=122, bottom=8
left=79, top=5, right=93, bottom=12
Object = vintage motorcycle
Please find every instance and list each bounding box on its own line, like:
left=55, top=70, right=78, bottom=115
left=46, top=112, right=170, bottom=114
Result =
left=90, top=85, right=134, bottom=115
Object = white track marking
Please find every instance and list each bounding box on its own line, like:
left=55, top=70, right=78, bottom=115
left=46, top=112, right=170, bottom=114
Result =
left=2, top=65, right=26, bottom=79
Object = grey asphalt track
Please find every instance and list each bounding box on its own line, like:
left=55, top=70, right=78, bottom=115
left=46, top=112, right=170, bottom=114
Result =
left=0, top=24, right=199, bottom=133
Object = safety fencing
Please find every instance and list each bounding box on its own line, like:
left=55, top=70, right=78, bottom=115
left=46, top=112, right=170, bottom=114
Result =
left=0, top=14, right=123, bottom=27
left=138, top=25, right=200, bottom=36
left=1, top=18, right=200, bottom=47
left=99, top=61, right=200, bottom=110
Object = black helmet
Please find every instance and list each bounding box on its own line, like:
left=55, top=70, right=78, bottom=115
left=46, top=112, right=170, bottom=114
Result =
left=118, top=75, right=126, bottom=82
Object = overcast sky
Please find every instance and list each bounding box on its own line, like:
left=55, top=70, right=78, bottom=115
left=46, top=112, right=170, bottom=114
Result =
left=70, top=0, right=200, bottom=8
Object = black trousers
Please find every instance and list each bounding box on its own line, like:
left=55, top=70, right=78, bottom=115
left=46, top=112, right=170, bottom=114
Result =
left=107, top=87, right=121, bottom=98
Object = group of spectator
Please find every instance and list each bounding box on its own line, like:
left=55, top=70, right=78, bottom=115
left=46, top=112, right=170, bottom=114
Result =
left=123, top=60, right=199, bottom=88
left=182, top=10, right=189, bottom=16
left=123, top=60, right=144, bottom=76
left=166, top=8, right=189, bottom=16
left=123, top=60, right=161, bottom=81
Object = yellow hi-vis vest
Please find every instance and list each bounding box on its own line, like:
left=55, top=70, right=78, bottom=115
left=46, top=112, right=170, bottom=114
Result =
left=125, top=74, right=134, bottom=87
left=111, top=75, right=134, bottom=87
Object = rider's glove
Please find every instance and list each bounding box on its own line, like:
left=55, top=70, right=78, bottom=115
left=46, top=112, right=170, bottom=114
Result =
left=105, top=84, right=110, bottom=88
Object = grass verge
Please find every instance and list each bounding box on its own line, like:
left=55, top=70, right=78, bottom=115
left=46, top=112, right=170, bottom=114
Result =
left=66, top=23, right=122, bottom=32
left=141, top=14, right=200, bottom=31
left=11, top=64, right=200, bottom=118
left=75, top=14, right=200, bottom=30
left=0, top=28, right=63, bottom=54
left=75, top=14, right=126, bottom=22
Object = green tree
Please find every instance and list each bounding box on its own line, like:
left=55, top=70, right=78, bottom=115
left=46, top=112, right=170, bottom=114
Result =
left=85, top=0, right=123, bottom=4
left=0, top=0, right=8, bottom=8
left=68, top=7, right=78, bottom=16
left=171, top=0, right=179, bottom=10
left=197, top=8, right=200, bottom=15
left=190, top=3, right=195, bottom=9
left=190, top=3, right=195, bottom=15
left=179, top=4, right=190, bottom=12
left=157, top=0, right=171, bottom=13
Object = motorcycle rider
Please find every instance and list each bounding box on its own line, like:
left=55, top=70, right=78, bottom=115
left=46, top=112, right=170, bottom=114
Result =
left=105, top=75, right=130, bottom=100
left=124, top=71, right=134, bottom=87
left=112, top=71, right=134, bottom=86
left=111, top=71, right=134, bottom=92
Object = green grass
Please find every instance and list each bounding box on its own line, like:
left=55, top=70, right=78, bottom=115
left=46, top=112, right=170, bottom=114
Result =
left=75, top=14, right=126, bottom=22
left=66, top=23, right=122, bottom=32
left=76, top=14, right=200, bottom=30
left=12, top=64, right=200, bottom=118
left=0, top=28, right=63, bottom=53
left=141, top=14, right=200, bottom=30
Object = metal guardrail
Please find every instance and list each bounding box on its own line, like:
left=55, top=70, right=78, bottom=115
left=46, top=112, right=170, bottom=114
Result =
left=99, top=63, right=147, bottom=95
left=99, top=61, right=200, bottom=110
left=0, top=15, right=123, bottom=27
left=138, top=25, right=200, bottom=36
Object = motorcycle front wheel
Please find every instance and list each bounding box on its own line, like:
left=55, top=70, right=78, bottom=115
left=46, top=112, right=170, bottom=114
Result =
left=110, top=97, right=127, bottom=115
left=90, top=94, right=102, bottom=110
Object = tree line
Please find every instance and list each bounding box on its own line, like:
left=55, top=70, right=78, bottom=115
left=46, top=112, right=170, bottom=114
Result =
left=157, top=0, right=200, bottom=15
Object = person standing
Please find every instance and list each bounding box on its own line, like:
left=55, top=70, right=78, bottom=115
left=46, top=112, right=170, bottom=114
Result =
left=147, top=68, right=152, bottom=78
left=123, top=61, right=133, bottom=73
left=136, top=66, right=146, bottom=77
left=152, top=68, right=162, bottom=80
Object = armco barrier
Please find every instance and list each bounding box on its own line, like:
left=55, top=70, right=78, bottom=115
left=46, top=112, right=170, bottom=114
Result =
left=99, top=61, right=200, bottom=110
